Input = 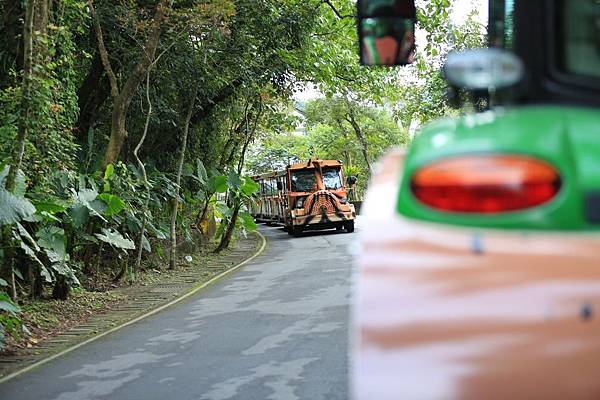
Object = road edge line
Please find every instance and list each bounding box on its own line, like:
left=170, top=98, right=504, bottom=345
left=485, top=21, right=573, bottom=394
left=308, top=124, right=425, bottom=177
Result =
left=0, top=230, right=267, bottom=384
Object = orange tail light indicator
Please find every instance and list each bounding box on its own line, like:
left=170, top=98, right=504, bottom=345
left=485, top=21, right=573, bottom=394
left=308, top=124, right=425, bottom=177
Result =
left=410, top=155, right=562, bottom=213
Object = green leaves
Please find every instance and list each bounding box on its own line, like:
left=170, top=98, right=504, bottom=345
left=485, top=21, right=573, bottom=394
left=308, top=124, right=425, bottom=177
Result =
left=95, top=228, right=135, bottom=250
left=208, top=175, right=228, bottom=193
left=97, top=193, right=125, bottom=216
left=0, top=188, right=36, bottom=225
left=0, top=292, right=20, bottom=315
left=240, top=177, right=260, bottom=196
left=103, top=164, right=114, bottom=192
left=196, top=160, right=208, bottom=185
left=238, top=211, right=257, bottom=231
left=36, top=226, right=67, bottom=258
left=0, top=290, right=24, bottom=352
left=0, top=165, right=26, bottom=197
left=32, top=198, right=68, bottom=214
left=226, top=171, right=242, bottom=190
left=68, top=188, right=107, bottom=226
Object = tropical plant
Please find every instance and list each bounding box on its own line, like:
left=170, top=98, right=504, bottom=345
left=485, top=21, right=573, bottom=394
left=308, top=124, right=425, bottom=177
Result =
left=0, top=281, right=26, bottom=351
left=214, top=171, right=259, bottom=253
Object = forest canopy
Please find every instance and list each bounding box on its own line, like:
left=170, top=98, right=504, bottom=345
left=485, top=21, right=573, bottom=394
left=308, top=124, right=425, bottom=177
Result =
left=0, top=0, right=484, bottom=347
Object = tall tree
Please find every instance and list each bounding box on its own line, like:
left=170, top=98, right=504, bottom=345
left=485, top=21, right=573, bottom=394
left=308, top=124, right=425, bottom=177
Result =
left=89, top=0, right=171, bottom=168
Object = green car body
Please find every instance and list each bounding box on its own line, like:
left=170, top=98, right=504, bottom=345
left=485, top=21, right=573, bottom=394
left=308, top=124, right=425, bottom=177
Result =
left=397, top=106, right=600, bottom=231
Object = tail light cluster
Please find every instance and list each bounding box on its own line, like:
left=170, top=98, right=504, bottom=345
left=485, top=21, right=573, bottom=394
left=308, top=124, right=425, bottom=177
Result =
left=410, top=155, right=561, bottom=213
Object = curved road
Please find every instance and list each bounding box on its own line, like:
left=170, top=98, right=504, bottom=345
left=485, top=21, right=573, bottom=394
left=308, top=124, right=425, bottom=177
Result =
left=0, top=224, right=356, bottom=400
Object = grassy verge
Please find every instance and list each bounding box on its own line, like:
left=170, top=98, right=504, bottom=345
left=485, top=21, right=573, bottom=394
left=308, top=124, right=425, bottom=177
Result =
left=2, top=236, right=243, bottom=356
left=4, top=290, right=125, bottom=354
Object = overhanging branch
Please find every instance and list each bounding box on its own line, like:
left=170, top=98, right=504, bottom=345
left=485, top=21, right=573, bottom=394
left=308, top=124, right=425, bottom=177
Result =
left=322, top=0, right=355, bottom=19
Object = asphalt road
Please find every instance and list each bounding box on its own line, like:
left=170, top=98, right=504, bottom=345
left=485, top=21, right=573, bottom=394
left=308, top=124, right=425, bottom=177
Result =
left=0, top=224, right=356, bottom=400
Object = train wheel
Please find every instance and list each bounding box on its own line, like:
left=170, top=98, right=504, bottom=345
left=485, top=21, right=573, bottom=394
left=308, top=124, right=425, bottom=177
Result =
left=344, top=220, right=355, bottom=233
left=292, top=226, right=303, bottom=237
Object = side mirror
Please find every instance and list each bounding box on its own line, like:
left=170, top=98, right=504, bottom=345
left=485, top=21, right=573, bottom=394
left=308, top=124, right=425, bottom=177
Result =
left=347, top=176, right=358, bottom=186
left=443, top=49, right=524, bottom=91
left=358, top=0, right=416, bottom=66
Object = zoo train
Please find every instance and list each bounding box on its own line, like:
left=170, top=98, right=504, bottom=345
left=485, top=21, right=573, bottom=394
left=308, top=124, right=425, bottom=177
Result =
left=251, top=159, right=356, bottom=236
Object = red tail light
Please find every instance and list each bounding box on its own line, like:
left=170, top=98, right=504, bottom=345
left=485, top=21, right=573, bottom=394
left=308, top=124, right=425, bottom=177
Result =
left=410, top=155, right=561, bottom=213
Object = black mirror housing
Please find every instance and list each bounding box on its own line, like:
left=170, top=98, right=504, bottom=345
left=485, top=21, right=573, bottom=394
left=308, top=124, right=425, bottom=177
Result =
left=357, top=0, right=416, bottom=66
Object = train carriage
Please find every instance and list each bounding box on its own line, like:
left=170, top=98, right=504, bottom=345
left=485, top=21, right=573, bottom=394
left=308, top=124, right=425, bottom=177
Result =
left=252, top=159, right=356, bottom=236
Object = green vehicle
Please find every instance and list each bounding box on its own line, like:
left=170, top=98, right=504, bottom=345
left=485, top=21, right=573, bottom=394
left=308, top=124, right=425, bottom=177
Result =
left=399, top=0, right=600, bottom=230
left=353, top=1, right=600, bottom=399
left=357, top=0, right=600, bottom=228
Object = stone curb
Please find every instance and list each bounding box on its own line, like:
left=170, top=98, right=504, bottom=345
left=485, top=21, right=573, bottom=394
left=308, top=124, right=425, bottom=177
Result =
left=0, top=231, right=267, bottom=383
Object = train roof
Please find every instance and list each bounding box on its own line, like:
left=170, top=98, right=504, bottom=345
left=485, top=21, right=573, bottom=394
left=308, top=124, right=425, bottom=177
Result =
left=288, top=159, right=343, bottom=171
left=252, top=170, right=286, bottom=180
left=251, top=159, right=343, bottom=180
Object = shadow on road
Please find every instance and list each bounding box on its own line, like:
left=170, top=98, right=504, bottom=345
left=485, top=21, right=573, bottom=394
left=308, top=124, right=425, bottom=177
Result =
left=259, top=223, right=348, bottom=238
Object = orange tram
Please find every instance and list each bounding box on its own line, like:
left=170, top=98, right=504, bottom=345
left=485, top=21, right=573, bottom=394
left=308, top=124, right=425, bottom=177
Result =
left=251, top=159, right=356, bottom=236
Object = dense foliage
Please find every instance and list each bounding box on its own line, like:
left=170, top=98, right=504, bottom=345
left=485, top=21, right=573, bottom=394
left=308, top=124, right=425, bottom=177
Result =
left=0, top=0, right=485, bottom=349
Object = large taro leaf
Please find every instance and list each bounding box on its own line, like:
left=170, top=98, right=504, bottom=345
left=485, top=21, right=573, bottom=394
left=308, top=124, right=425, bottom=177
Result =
left=36, top=226, right=67, bottom=259
left=226, top=171, right=242, bottom=190
left=0, top=165, right=26, bottom=197
left=14, top=230, right=52, bottom=282
left=97, top=193, right=125, bottom=217
left=45, top=251, right=79, bottom=285
left=68, top=204, right=89, bottom=228
left=196, top=159, right=208, bottom=185
left=0, top=188, right=35, bottom=225
left=207, top=175, right=227, bottom=194
left=95, top=228, right=135, bottom=250
left=0, top=292, right=20, bottom=315
left=69, top=188, right=106, bottom=225
left=32, top=198, right=68, bottom=215
left=215, top=202, right=232, bottom=219
left=74, top=188, right=97, bottom=203
left=238, top=211, right=257, bottom=231
left=240, top=178, right=260, bottom=196
left=141, top=234, right=151, bottom=252
left=146, top=220, right=167, bottom=239
left=16, top=222, right=39, bottom=251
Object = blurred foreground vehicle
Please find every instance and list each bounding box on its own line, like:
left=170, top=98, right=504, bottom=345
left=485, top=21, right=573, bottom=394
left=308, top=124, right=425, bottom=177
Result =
left=353, top=1, right=600, bottom=399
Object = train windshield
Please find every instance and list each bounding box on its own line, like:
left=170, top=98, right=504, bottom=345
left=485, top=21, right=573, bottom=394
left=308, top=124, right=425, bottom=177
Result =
left=290, top=170, right=316, bottom=192
left=323, top=167, right=343, bottom=190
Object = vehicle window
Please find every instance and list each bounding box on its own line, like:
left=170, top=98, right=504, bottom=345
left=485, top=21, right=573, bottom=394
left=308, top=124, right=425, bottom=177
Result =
left=323, top=167, right=343, bottom=190
left=264, top=179, right=276, bottom=195
left=560, top=0, right=600, bottom=79
left=291, top=170, right=316, bottom=192
left=489, top=0, right=515, bottom=49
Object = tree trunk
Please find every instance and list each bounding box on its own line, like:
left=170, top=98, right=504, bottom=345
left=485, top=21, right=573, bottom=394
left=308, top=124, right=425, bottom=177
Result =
left=214, top=203, right=240, bottom=253
left=104, top=96, right=128, bottom=167
left=134, top=71, right=153, bottom=271
left=214, top=100, right=262, bottom=253
left=1, top=0, right=38, bottom=301
left=169, top=84, right=199, bottom=269
left=335, top=118, right=353, bottom=167
left=29, top=266, right=44, bottom=299
left=90, top=0, right=170, bottom=168
left=345, top=107, right=372, bottom=173
left=52, top=275, right=70, bottom=300
left=76, top=50, right=115, bottom=142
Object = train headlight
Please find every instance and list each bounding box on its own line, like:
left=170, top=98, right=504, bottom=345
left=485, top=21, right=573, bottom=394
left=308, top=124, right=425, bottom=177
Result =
left=295, top=198, right=305, bottom=209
